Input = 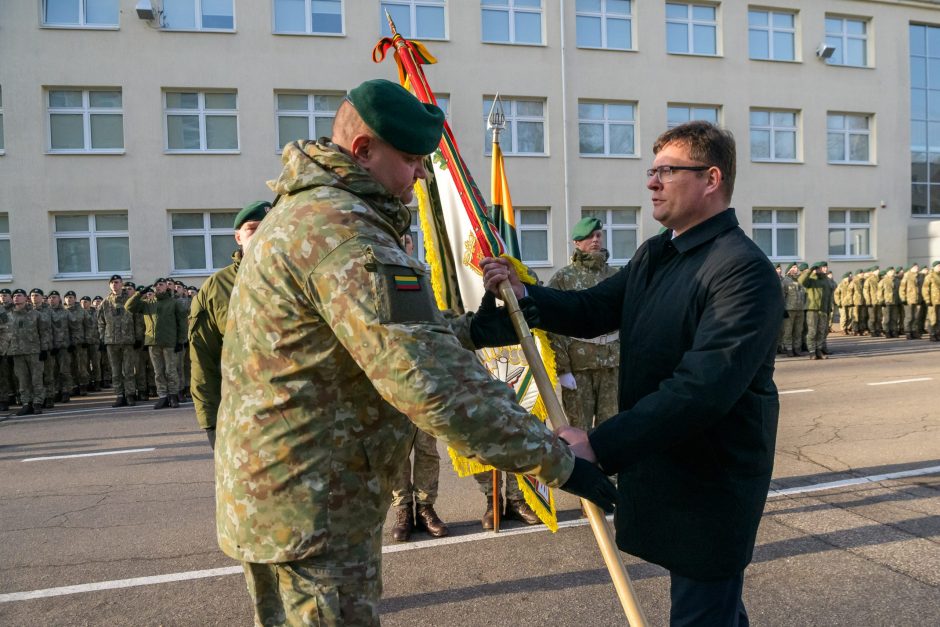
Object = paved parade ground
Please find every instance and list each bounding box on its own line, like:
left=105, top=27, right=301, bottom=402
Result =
left=1, top=333, right=938, bottom=626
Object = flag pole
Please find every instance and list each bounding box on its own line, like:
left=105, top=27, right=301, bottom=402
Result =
left=378, top=14, right=647, bottom=625
left=487, top=95, right=505, bottom=535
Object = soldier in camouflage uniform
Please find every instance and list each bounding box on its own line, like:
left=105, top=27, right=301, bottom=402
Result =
left=849, top=269, right=868, bottom=335
left=833, top=272, right=852, bottom=334
left=879, top=267, right=901, bottom=337
left=98, top=275, right=138, bottom=407
left=901, top=263, right=924, bottom=339
left=863, top=266, right=883, bottom=337
left=91, top=295, right=110, bottom=388
left=799, top=261, right=833, bottom=359
left=216, top=80, right=612, bottom=626
left=171, top=280, right=192, bottom=401
left=29, top=289, right=56, bottom=408
left=126, top=278, right=187, bottom=409
left=780, top=263, right=805, bottom=356
left=46, top=291, right=74, bottom=404
left=8, top=289, right=49, bottom=415
left=0, top=288, right=15, bottom=409
left=127, top=283, right=155, bottom=400
left=77, top=295, right=98, bottom=391
left=923, top=260, right=940, bottom=341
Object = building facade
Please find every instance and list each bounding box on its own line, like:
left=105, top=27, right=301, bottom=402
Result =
left=2, top=0, right=940, bottom=293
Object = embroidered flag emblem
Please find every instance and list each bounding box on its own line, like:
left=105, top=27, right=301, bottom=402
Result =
left=394, top=275, right=420, bottom=290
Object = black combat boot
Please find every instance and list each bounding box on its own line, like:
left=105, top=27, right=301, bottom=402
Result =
left=112, top=395, right=128, bottom=408
left=481, top=497, right=504, bottom=531
left=126, top=393, right=136, bottom=407
left=137, top=389, right=149, bottom=401
left=505, top=499, right=541, bottom=525
left=78, top=385, right=87, bottom=396
left=168, top=394, right=180, bottom=408
left=153, top=396, right=170, bottom=410
left=16, top=403, right=34, bottom=416
left=415, top=504, right=449, bottom=538
left=60, top=391, right=70, bottom=403
left=391, top=506, right=414, bottom=542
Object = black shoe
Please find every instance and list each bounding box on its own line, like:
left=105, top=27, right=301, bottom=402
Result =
left=153, top=396, right=170, bottom=410
left=78, top=385, right=87, bottom=396
left=137, top=390, right=149, bottom=401
left=482, top=497, right=504, bottom=531
left=112, top=395, right=128, bottom=408
left=821, top=347, right=830, bottom=355
left=415, top=504, right=449, bottom=538
left=126, top=393, right=136, bottom=407
left=61, top=392, right=70, bottom=403
left=505, top=500, right=541, bottom=525
left=169, top=394, right=180, bottom=408
left=391, top=506, right=414, bottom=542
left=15, top=404, right=34, bottom=416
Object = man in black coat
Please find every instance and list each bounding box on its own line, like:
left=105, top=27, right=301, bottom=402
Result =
left=482, top=121, right=783, bottom=626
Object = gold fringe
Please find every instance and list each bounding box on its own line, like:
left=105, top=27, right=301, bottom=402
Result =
left=413, top=181, right=450, bottom=312
left=515, top=475, right=559, bottom=532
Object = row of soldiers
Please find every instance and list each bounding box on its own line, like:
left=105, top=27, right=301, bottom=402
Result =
left=0, top=277, right=196, bottom=416
left=833, top=261, right=940, bottom=340
left=778, top=261, right=837, bottom=360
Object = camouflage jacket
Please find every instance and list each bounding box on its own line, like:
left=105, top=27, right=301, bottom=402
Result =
left=879, top=275, right=900, bottom=305
left=547, top=249, right=620, bottom=373
left=216, top=140, right=573, bottom=564
left=850, top=276, right=868, bottom=306
left=48, top=304, right=71, bottom=349
left=798, top=269, right=833, bottom=312
left=65, top=304, right=86, bottom=345
left=863, top=274, right=883, bottom=305
left=923, top=270, right=940, bottom=305
left=81, top=306, right=99, bottom=343
left=833, top=277, right=849, bottom=307
left=189, top=250, right=241, bottom=430
left=781, top=274, right=804, bottom=311
left=32, top=304, right=54, bottom=351
left=97, top=292, right=137, bottom=345
left=7, top=307, right=48, bottom=355
left=125, top=291, right=187, bottom=347
left=901, top=271, right=924, bottom=304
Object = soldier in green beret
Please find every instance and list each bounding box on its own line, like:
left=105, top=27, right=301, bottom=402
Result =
left=798, top=261, right=834, bottom=359
left=923, top=260, right=940, bottom=341
left=216, top=78, right=614, bottom=625
left=781, top=263, right=805, bottom=356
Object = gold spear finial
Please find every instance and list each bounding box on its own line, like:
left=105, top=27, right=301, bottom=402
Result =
left=385, top=9, right=399, bottom=37
left=487, top=93, right=506, bottom=144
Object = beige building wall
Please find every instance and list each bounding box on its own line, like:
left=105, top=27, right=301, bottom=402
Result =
left=1, top=0, right=939, bottom=294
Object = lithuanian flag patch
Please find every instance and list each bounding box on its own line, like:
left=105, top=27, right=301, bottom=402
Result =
left=393, top=274, right=420, bottom=291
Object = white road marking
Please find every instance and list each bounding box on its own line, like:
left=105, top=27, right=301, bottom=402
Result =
left=3, top=464, right=939, bottom=603
left=779, top=389, right=814, bottom=395
left=866, top=377, right=933, bottom=386
left=21, top=448, right=156, bottom=462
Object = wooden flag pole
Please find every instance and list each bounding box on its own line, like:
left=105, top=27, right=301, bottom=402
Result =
left=499, top=282, right=648, bottom=627
left=492, top=469, right=500, bottom=532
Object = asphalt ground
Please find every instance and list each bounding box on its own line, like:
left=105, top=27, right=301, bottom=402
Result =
left=0, top=332, right=937, bottom=626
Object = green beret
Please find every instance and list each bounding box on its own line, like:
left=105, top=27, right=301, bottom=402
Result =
left=571, top=217, right=603, bottom=241
left=813, top=260, right=828, bottom=268
left=932, top=260, right=940, bottom=267
left=786, top=262, right=799, bottom=272
left=798, top=262, right=809, bottom=271
left=347, top=79, right=444, bottom=155
left=234, top=201, right=271, bottom=229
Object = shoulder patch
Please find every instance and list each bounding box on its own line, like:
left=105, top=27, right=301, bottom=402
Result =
left=366, top=245, right=441, bottom=325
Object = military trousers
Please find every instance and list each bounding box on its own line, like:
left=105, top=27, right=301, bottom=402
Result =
left=149, top=346, right=180, bottom=396
left=805, top=310, right=828, bottom=352
left=561, top=367, right=619, bottom=431
left=87, top=344, right=100, bottom=384
left=867, top=305, right=883, bottom=334
left=43, top=353, right=57, bottom=392
left=840, top=306, right=853, bottom=332
left=106, top=344, right=138, bottom=396
left=137, top=349, right=154, bottom=393
left=55, top=349, right=73, bottom=392
left=242, top=556, right=381, bottom=627
left=0, top=356, right=14, bottom=400
left=853, top=306, right=868, bottom=333
left=72, top=345, right=90, bottom=386
left=781, top=310, right=804, bottom=352
left=904, top=304, right=923, bottom=334
left=474, top=469, right=524, bottom=502
left=882, top=305, right=900, bottom=336
left=390, top=427, right=440, bottom=507
left=13, top=354, right=44, bottom=406
left=927, top=304, right=940, bottom=334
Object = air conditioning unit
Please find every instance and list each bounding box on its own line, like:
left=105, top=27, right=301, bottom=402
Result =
left=816, top=43, right=836, bottom=59
left=136, top=0, right=156, bottom=21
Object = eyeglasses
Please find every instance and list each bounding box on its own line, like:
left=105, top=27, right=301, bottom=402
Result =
left=645, top=165, right=710, bottom=183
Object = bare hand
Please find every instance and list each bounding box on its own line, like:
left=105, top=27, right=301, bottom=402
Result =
left=480, top=257, right=525, bottom=299
left=556, top=425, right=597, bottom=464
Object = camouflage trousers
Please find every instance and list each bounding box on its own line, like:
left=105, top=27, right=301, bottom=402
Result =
left=71, top=345, right=90, bottom=386
left=137, top=348, right=154, bottom=392
left=176, top=344, right=191, bottom=390
left=927, top=304, right=939, bottom=333
left=87, top=344, right=100, bottom=384
left=852, top=306, right=868, bottom=333
left=43, top=352, right=57, bottom=392
left=0, top=356, right=14, bottom=400
left=781, top=310, right=804, bottom=352
left=390, top=427, right=440, bottom=507
left=55, top=349, right=73, bottom=393
left=867, top=305, right=883, bottom=334
left=839, top=306, right=853, bottom=332
left=149, top=346, right=180, bottom=396
left=13, top=354, right=44, bottom=406
left=107, top=344, right=138, bottom=396
left=474, top=468, right=524, bottom=502
left=904, top=304, right=923, bottom=334
left=805, top=311, right=829, bottom=352
left=882, top=305, right=901, bottom=336
left=561, top=367, right=619, bottom=431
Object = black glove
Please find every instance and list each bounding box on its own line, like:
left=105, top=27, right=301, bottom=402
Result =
left=206, top=428, right=216, bottom=450
left=174, top=343, right=184, bottom=353
left=50, top=348, right=60, bottom=357
left=99, top=343, right=106, bottom=352
left=67, top=345, right=75, bottom=354
left=468, top=291, right=541, bottom=348
left=38, top=350, right=47, bottom=362
left=133, top=340, right=142, bottom=350
left=560, top=457, right=619, bottom=514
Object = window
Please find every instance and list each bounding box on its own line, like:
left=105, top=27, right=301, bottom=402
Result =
left=666, top=2, right=717, bottom=56
left=160, top=0, right=234, bottom=30
left=481, top=0, right=543, bottom=45
left=53, top=213, right=130, bottom=276
left=275, top=92, right=342, bottom=150
left=752, top=208, right=799, bottom=260
left=667, top=103, right=719, bottom=128
left=42, top=0, right=119, bottom=27
left=514, top=207, right=550, bottom=264
left=827, top=113, right=871, bottom=164
left=750, top=109, right=798, bottom=161
left=407, top=211, right=427, bottom=262
left=170, top=211, right=238, bottom=273
left=483, top=97, right=545, bottom=155
left=0, top=87, right=4, bottom=154
left=274, top=0, right=343, bottom=34
left=47, top=89, right=124, bottom=153
left=825, top=16, right=868, bottom=67
left=828, top=209, right=872, bottom=258
left=0, top=214, right=10, bottom=279
left=909, top=24, right=940, bottom=216
left=381, top=1, right=445, bottom=39
left=581, top=207, right=638, bottom=264
left=164, top=91, right=238, bottom=152
left=578, top=101, right=636, bottom=157
left=575, top=0, right=632, bottom=50
left=748, top=9, right=795, bottom=61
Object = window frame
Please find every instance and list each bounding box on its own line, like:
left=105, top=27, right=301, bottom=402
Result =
left=46, top=87, right=125, bottom=154
left=665, top=2, right=719, bottom=57
left=481, top=0, right=544, bottom=46
left=581, top=207, right=639, bottom=265
left=163, top=90, right=240, bottom=154
left=827, top=112, right=873, bottom=165
left=272, top=0, right=345, bottom=36
left=577, top=100, right=637, bottom=158
left=666, top=103, right=720, bottom=129
left=0, top=213, right=11, bottom=280
left=169, top=211, right=239, bottom=275
left=273, top=91, right=343, bottom=153
left=41, top=0, right=120, bottom=29
left=827, top=209, right=873, bottom=259
left=159, top=0, right=236, bottom=32
left=910, top=23, right=940, bottom=217
left=0, top=86, right=4, bottom=155
left=574, top=0, right=634, bottom=51
left=483, top=97, right=547, bottom=156
left=749, top=108, right=800, bottom=163
left=513, top=206, right=552, bottom=267
left=53, top=212, right=131, bottom=278
left=751, top=208, right=800, bottom=261
left=747, top=8, right=796, bottom=62
left=380, top=0, right=447, bottom=40
left=824, top=15, right=869, bottom=68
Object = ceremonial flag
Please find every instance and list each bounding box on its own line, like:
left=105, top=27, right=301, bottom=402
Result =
left=488, top=106, right=521, bottom=259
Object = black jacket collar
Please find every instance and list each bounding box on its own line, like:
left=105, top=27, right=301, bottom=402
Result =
left=669, top=208, right=739, bottom=255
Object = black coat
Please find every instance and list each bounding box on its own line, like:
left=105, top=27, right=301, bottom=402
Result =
left=528, top=209, right=783, bottom=580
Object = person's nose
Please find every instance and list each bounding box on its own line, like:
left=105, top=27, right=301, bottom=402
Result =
left=415, top=160, right=428, bottom=181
